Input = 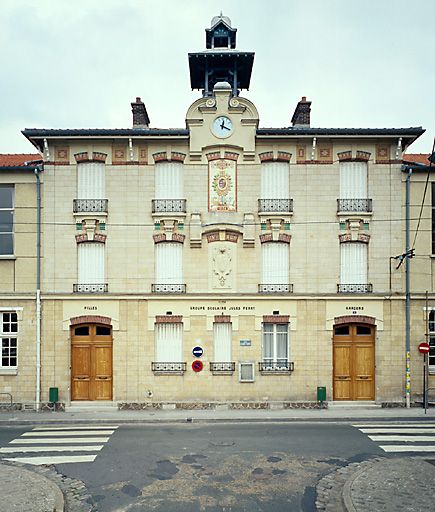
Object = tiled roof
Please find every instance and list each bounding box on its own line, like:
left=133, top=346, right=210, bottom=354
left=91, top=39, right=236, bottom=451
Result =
left=0, top=153, right=41, bottom=167
left=403, top=154, right=431, bottom=165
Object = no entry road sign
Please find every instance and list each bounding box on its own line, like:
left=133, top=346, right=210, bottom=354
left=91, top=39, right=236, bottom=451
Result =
left=418, top=342, right=430, bottom=354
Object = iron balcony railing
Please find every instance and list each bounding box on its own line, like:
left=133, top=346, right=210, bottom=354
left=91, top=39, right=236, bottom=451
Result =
left=73, top=283, right=108, bottom=293
left=337, top=284, right=373, bottom=294
left=258, top=198, right=293, bottom=213
left=73, top=199, right=108, bottom=213
left=337, top=198, right=372, bottom=213
left=210, top=362, right=236, bottom=373
left=152, top=199, right=187, bottom=213
left=258, top=284, right=293, bottom=294
left=151, top=284, right=186, bottom=294
left=151, top=362, right=186, bottom=373
left=259, top=361, right=295, bottom=373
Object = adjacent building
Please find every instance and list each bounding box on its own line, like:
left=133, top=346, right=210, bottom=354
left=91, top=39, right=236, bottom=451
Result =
left=1, top=15, right=431, bottom=409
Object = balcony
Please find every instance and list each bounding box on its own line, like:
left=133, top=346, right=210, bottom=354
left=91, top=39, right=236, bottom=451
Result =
left=258, top=198, right=293, bottom=213
left=73, top=199, right=108, bottom=213
left=152, top=199, right=187, bottom=214
left=73, top=283, right=108, bottom=293
left=337, top=198, right=372, bottom=213
left=210, top=362, right=235, bottom=374
left=258, top=284, right=293, bottom=294
left=337, top=284, right=373, bottom=294
left=151, top=284, right=186, bottom=294
left=258, top=361, right=295, bottom=373
left=151, top=362, right=186, bottom=374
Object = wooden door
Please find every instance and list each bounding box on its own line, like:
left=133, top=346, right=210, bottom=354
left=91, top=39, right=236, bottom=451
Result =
left=71, top=324, right=113, bottom=401
left=333, top=324, right=375, bottom=400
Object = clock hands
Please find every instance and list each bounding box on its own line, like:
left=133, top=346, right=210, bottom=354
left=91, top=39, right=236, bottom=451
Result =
left=220, top=119, right=231, bottom=131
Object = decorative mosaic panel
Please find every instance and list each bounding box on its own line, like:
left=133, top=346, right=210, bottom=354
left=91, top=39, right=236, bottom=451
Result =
left=208, top=158, right=237, bottom=212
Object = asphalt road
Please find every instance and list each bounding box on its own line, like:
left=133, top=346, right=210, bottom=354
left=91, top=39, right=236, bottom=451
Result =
left=0, top=421, right=387, bottom=511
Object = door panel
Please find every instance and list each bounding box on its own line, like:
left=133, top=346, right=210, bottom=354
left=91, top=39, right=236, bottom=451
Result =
left=333, top=343, right=352, bottom=400
left=71, top=324, right=113, bottom=401
left=333, top=324, right=375, bottom=401
left=71, top=345, right=91, bottom=400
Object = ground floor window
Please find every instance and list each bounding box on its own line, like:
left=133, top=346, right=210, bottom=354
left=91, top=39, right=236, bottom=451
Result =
left=262, top=323, right=289, bottom=370
left=153, top=322, right=185, bottom=373
left=1, top=312, right=18, bottom=368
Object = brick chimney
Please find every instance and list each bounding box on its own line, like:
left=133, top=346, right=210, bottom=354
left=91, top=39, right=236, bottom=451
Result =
left=131, top=97, right=150, bottom=128
left=291, top=96, right=311, bottom=127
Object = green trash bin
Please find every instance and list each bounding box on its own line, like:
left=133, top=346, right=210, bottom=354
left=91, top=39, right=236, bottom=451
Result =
left=317, top=386, right=326, bottom=402
left=49, top=387, right=58, bottom=403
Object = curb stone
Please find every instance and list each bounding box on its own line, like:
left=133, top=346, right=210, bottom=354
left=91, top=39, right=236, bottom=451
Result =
left=5, top=461, right=96, bottom=512
left=315, top=457, right=383, bottom=511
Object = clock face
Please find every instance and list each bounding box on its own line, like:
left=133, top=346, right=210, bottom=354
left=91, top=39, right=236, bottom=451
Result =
left=212, top=116, right=233, bottom=138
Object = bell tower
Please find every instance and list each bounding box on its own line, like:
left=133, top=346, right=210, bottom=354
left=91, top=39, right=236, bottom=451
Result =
left=188, top=14, right=255, bottom=97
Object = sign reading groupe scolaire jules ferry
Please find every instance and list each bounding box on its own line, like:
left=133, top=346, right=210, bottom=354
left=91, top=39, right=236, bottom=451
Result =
left=190, top=305, right=255, bottom=312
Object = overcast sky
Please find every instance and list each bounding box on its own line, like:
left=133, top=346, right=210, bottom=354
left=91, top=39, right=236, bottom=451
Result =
left=1, top=0, right=433, bottom=154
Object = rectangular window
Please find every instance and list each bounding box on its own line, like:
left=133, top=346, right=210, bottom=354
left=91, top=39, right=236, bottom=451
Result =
left=155, top=162, right=183, bottom=199
left=77, top=242, right=105, bottom=291
left=262, top=242, right=289, bottom=285
left=155, top=323, right=183, bottom=363
left=0, top=186, right=14, bottom=255
left=339, top=161, right=367, bottom=199
left=213, top=322, right=232, bottom=362
left=1, top=312, right=18, bottom=368
left=77, top=162, right=105, bottom=199
left=340, top=242, right=367, bottom=285
left=155, top=242, right=183, bottom=285
left=262, top=323, right=289, bottom=365
left=432, top=183, right=435, bottom=255
left=261, top=162, right=289, bottom=199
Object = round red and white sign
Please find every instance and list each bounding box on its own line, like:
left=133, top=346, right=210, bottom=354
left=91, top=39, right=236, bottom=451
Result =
left=418, top=342, right=430, bottom=354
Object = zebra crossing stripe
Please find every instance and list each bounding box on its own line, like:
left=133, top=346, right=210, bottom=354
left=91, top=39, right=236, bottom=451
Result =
left=353, top=423, right=435, bottom=428
left=358, top=428, right=435, bottom=434
left=368, top=435, right=435, bottom=442
left=10, top=437, right=110, bottom=444
left=22, top=430, right=115, bottom=436
left=379, top=445, right=435, bottom=453
left=33, top=425, right=118, bottom=431
left=3, top=455, right=97, bottom=465
left=0, top=445, right=104, bottom=453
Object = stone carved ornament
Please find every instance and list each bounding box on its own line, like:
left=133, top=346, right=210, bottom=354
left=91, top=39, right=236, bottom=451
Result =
left=212, top=246, right=232, bottom=287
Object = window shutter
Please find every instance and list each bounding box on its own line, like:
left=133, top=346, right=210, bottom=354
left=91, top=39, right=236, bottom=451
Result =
left=213, top=323, right=232, bottom=362
left=78, top=243, right=105, bottom=284
left=78, top=162, right=105, bottom=199
left=155, top=243, right=183, bottom=284
left=340, top=162, right=367, bottom=199
left=155, top=162, right=183, bottom=199
left=155, top=323, right=182, bottom=362
left=261, top=162, right=289, bottom=199
left=262, top=242, right=289, bottom=284
left=340, top=243, right=367, bottom=284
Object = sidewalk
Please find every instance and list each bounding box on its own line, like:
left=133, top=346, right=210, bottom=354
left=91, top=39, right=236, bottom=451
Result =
left=0, top=405, right=434, bottom=511
left=0, top=403, right=434, bottom=425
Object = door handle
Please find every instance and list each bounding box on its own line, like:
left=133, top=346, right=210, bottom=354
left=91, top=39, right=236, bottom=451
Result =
left=97, top=376, right=109, bottom=380
left=337, top=376, right=349, bottom=380
left=358, top=376, right=369, bottom=380
left=76, top=376, right=88, bottom=380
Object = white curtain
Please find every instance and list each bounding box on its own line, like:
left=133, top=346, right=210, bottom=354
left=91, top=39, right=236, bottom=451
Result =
left=213, top=323, right=232, bottom=361
left=155, top=243, right=183, bottom=284
left=78, top=243, right=105, bottom=284
left=340, top=242, right=367, bottom=284
left=155, top=162, right=183, bottom=199
left=262, top=323, right=288, bottom=361
left=339, top=161, right=367, bottom=199
left=262, top=242, right=289, bottom=284
left=261, top=162, right=289, bottom=199
left=155, top=323, right=182, bottom=362
left=77, top=162, right=105, bottom=199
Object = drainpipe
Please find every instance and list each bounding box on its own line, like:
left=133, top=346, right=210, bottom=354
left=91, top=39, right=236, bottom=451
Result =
left=34, top=164, right=42, bottom=411
left=405, top=169, right=412, bottom=408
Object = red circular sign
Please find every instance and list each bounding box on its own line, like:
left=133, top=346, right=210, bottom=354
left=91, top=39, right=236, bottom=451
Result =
left=418, top=342, right=430, bottom=354
left=192, top=360, right=203, bottom=372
